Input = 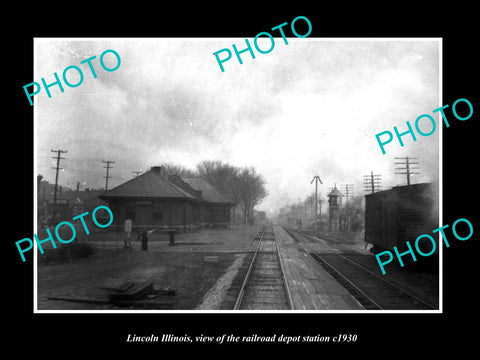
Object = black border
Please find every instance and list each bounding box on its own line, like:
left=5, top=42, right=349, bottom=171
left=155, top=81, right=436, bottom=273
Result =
left=6, top=5, right=479, bottom=354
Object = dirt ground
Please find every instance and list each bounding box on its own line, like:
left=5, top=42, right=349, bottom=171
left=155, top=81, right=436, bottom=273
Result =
left=36, top=224, right=439, bottom=311
left=37, top=225, right=260, bottom=311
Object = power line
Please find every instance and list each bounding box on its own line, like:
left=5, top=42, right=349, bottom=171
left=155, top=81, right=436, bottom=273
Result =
left=102, top=160, right=115, bottom=191
left=364, top=171, right=382, bottom=194
left=310, top=175, right=322, bottom=230
left=51, top=149, right=67, bottom=222
left=340, top=184, right=354, bottom=210
left=395, top=156, right=420, bottom=186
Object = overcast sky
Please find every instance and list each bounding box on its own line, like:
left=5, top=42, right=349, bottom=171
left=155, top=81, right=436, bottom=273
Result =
left=35, top=38, right=441, bottom=215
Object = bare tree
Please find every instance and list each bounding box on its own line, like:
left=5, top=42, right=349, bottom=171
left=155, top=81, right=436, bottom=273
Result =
left=196, top=160, right=238, bottom=193
left=161, top=162, right=197, bottom=177
left=235, top=167, right=268, bottom=224
left=196, top=160, right=268, bottom=224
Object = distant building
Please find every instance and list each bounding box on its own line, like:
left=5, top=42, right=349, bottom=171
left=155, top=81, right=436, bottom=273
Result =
left=327, top=186, right=343, bottom=231
left=99, top=166, right=233, bottom=231
left=37, top=179, right=104, bottom=226
left=255, top=211, right=266, bottom=222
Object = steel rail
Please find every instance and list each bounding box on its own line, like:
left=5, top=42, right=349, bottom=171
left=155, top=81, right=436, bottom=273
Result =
left=302, top=230, right=437, bottom=310
left=233, top=226, right=294, bottom=310
left=285, top=228, right=383, bottom=309
left=285, top=227, right=436, bottom=310
left=274, top=230, right=295, bottom=310
left=233, top=226, right=266, bottom=310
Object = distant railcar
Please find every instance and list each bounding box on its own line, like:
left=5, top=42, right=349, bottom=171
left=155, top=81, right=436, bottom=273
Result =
left=364, top=183, right=439, bottom=256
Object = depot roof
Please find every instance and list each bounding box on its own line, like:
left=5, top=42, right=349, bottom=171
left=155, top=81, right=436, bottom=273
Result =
left=99, top=166, right=197, bottom=200
left=182, top=177, right=233, bottom=204
left=99, top=167, right=233, bottom=205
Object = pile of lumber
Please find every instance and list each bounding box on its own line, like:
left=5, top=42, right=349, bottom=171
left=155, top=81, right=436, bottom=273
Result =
left=49, top=281, right=176, bottom=309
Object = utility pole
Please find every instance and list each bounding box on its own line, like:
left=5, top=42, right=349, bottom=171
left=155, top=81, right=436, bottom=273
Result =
left=363, top=172, right=382, bottom=194
left=340, top=184, right=354, bottom=232
left=340, top=184, right=354, bottom=210
left=132, top=171, right=142, bottom=178
left=310, top=175, right=322, bottom=231
left=51, top=149, right=67, bottom=222
left=102, top=160, right=115, bottom=191
left=395, top=156, right=420, bottom=186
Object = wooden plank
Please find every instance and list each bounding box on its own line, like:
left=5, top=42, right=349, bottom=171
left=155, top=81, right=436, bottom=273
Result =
left=48, top=296, right=175, bottom=309
left=109, top=281, right=154, bottom=301
left=48, top=296, right=109, bottom=305
left=111, top=299, right=174, bottom=309
left=155, top=288, right=177, bottom=296
left=275, top=226, right=367, bottom=310
left=295, top=283, right=317, bottom=310
left=117, top=281, right=136, bottom=293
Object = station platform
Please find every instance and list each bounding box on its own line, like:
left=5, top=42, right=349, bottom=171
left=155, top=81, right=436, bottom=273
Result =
left=273, top=226, right=364, bottom=310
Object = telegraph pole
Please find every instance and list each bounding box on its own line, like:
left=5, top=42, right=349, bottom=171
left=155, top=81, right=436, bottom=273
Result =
left=340, top=184, right=354, bottom=231
left=340, top=184, right=354, bottom=210
left=363, top=172, right=382, bottom=194
left=310, top=175, right=322, bottom=231
left=102, top=160, right=115, bottom=191
left=132, top=171, right=142, bottom=178
left=395, top=156, right=420, bottom=186
left=51, top=149, right=67, bottom=222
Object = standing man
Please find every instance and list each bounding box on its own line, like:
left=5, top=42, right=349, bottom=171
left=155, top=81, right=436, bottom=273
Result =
left=140, top=231, right=149, bottom=251
left=125, top=219, right=132, bottom=249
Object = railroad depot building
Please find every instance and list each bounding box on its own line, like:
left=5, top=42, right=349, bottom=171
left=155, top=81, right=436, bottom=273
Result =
left=99, top=166, right=233, bottom=230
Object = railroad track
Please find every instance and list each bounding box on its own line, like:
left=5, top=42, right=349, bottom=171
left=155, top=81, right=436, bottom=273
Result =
left=233, top=226, right=294, bottom=310
left=285, top=228, right=437, bottom=311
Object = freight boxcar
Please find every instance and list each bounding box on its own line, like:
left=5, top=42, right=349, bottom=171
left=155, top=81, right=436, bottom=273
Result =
left=364, top=183, right=439, bottom=258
